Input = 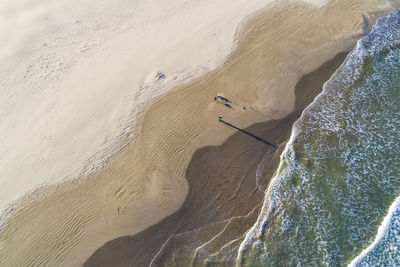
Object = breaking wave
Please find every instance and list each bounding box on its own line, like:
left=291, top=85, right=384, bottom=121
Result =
left=238, top=10, right=400, bottom=266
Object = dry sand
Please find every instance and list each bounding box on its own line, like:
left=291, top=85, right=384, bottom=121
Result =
left=1, top=0, right=399, bottom=266
left=0, top=0, right=276, bottom=213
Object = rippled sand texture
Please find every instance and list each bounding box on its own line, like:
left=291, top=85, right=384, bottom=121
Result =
left=0, top=0, right=274, bottom=212
left=0, top=0, right=399, bottom=266
left=86, top=52, right=349, bottom=267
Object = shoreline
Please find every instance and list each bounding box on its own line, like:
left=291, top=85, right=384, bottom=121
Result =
left=84, top=52, right=349, bottom=266
left=239, top=10, right=400, bottom=264
left=1, top=0, right=398, bottom=266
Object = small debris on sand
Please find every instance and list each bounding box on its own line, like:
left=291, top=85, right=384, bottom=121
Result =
left=156, top=72, right=165, bottom=80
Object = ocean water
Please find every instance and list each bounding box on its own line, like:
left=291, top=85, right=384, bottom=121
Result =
left=238, top=11, right=400, bottom=266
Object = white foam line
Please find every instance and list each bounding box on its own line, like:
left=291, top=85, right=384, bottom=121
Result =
left=348, top=195, right=400, bottom=267
left=236, top=40, right=352, bottom=263
left=236, top=9, right=400, bottom=262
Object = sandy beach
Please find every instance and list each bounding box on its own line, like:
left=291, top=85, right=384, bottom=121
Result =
left=1, top=0, right=399, bottom=266
left=0, top=0, right=273, bottom=213
left=85, top=51, right=349, bottom=266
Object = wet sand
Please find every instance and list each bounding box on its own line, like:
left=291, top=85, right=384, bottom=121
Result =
left=84, top=52, right=349, bottom=266
left=1, top=1, right=398, bottom=266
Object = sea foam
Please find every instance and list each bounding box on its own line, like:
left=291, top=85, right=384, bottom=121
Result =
left=238, top=10, right=400, bottom=266
left=349, top=195, right=400, bottom=266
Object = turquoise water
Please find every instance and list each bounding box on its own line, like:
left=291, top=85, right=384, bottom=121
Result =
left=238, top=11, right=400, bottom=266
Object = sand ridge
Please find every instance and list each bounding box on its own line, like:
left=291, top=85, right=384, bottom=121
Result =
left=0, top=0, right=279, bottom=213
left=1, top=0, right=399, bottom=266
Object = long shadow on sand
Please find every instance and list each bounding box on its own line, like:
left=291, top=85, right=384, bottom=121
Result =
left=84, top=52, right=347, bottom=267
